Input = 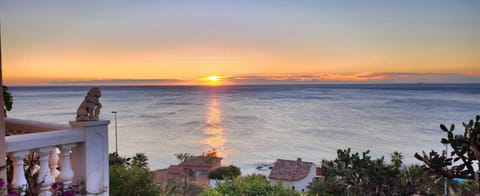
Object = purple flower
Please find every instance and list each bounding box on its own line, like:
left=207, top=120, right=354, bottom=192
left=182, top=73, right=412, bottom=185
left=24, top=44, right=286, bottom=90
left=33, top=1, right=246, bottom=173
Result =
left=51, top=182, right=58, bottom=189
left=63, top=190, right=76, bottom=196
left=0, top=178, right=5, bottom=188
left=52, top=181, right=66, bottom=190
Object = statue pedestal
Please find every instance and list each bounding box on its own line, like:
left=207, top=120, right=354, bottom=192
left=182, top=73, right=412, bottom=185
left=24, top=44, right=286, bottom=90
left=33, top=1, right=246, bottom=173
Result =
left=70, top=120, right=110, bottom=195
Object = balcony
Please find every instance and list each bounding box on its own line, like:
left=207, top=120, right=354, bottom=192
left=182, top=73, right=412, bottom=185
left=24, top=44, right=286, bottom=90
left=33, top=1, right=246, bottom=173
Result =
left=5, top=118, right=110, bottom=196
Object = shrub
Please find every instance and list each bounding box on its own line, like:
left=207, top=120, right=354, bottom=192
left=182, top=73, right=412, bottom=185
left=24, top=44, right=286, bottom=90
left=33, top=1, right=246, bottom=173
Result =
left=109, top=165, right=159, bottom=196
left=109, top=153, right=159, bottom=196
left=208, top=165, right=241, bottom=180
left=202, top=174, right=299, bottom=196
left=308, top=149, right=412, bottom=195
left=166, top=178, right=205, bottom=196
left=415, top=115, right=480, bottom=194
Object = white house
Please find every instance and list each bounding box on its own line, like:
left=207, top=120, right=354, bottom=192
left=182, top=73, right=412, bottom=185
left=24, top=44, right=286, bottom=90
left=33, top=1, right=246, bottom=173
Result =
left=268, top=158, right=317, bottom=192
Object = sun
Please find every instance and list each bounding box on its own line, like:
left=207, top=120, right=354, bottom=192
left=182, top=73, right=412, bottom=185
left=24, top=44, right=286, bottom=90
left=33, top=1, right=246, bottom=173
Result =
left=208, top=75, right=219, bottom=81
left=201, top=75, right=228, bottom=86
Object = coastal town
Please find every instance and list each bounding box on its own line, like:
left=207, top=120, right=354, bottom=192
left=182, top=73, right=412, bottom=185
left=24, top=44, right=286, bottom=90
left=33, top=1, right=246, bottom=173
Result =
left=2, top=0, right=480, bottom=195
left=153, top=152, right=323, bottom=193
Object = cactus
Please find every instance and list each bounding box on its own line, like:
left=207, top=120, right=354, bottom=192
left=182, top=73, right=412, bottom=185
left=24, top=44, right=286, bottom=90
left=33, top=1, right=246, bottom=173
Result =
left=415, top=115, right=480, bottom=182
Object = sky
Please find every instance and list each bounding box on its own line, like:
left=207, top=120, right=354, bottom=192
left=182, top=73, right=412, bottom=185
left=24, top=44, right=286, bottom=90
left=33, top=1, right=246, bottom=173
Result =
left=0, top=0, right=479, bottom=86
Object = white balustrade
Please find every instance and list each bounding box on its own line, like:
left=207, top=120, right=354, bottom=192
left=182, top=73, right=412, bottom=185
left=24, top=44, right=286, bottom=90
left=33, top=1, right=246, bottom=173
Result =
left=5, top=118, right=70, bottom=135
left=49, top=148, right=60, bottom=179
left=58, top=144, right=75, bottom=185
left=10, top=150, right=29, bottom=195
left=5, top=118, right=110, bottom=196
left=37, top=147, right=55, bottom=196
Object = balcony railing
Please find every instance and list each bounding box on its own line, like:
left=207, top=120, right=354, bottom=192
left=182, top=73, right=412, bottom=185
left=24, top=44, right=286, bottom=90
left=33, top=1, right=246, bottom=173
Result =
left=5, top=118, right=110, bottom=196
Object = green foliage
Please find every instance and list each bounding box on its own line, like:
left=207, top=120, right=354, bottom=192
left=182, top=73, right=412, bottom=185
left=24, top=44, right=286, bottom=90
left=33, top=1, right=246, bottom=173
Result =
left=456, top=180, right=479, bottom=195
left=204, top=149, right=219, bottom=158
left=415, top=115, right=480, bottom=180
left=399, top=164, right=445, bottom=195
left=174, top=153, right=193, bottom=163
left=208, top=165, right=241, bottom=180
left=309, top=149, right=426, bottom=195
left=109, top=152, right=131, bottom=166
left=307, top=177, right=346, bottom=196
left=167, top=178, right=205, bottom=196
left=158, top=181, right=177, bottom=196
left=203, top=149, right=220, bottom=165
left=202, top=174, right=300, bottom=196
left=109, top=153, right=159, bottom=196
left=3, top=85, right=13, bottom=117
left=110, top=165, right=159, bottom=196
left=131, top=153, right=149, bottom=169
left=175, top=149, right=219, bottom=165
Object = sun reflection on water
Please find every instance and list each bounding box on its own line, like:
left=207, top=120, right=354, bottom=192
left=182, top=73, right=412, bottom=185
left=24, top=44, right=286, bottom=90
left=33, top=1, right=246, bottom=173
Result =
left=203, top=97, right=228, bottom=158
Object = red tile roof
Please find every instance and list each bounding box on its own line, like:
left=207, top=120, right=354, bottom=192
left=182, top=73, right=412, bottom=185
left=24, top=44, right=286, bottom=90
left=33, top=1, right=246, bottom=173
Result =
left=268, top=158, right=314, bottom=181
left=167, top=165, right=182, bottom=175
left=180, top=156, right=222, bottom=167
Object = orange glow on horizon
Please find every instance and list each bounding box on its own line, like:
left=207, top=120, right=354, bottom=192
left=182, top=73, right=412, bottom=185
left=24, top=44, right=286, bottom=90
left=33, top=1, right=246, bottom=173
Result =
left=4, top=70, right=480, bottom=86
left=2, top=40, right=479, bottom=86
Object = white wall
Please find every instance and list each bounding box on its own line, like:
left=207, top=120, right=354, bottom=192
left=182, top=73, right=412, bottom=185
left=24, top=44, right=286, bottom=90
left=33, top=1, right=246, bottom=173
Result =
left=209, top=179, right=225, bottom=188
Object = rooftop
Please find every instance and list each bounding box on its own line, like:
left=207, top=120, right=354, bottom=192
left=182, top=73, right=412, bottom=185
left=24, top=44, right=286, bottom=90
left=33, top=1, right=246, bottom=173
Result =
left=268, top=158, right=314, bottom=181
left=167, top=165, right=182, bottom=175
left=180, top=156, right=222, bottom=167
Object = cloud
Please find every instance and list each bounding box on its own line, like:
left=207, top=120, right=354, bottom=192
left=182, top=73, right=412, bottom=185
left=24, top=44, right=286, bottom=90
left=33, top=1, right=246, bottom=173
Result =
left=227, top=72, right=480, bottom=84
left=44, top=79, right=184, bottom=86
left=359, top=72, right=480, bottom=83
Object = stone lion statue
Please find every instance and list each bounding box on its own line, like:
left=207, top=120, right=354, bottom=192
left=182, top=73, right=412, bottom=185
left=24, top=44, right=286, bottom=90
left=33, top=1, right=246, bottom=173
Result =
left=76, top=87, right=102, bottom=121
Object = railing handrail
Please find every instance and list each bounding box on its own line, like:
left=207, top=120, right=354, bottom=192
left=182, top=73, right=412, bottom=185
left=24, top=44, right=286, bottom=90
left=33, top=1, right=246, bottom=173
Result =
left=5, top=129, right=84, bottom=153
left=5, top=119, right=110, bottom=195
left=6, top=118, right=70, bottom=133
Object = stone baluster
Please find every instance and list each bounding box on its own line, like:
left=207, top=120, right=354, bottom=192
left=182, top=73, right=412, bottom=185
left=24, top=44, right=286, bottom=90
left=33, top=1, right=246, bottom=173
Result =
left=58, top=144, right=76, bottom=185
left=37, top=147, right=55, bottom=196
left=10, top=150, right=30, bottom=195
left=49, top=148, right=60, bottom=179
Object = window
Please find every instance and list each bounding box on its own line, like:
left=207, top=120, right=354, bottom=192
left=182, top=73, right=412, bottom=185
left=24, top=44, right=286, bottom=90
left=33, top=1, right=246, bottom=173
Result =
left=196, top=170, right=209, bottom=176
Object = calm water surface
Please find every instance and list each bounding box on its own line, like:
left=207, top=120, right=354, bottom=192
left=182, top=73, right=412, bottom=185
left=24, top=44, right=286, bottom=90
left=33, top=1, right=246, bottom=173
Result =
left=8, top=84, right=480, bottom=173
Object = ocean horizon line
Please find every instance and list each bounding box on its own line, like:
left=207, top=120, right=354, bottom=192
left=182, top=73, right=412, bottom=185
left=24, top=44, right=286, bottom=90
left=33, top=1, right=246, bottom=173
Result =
left=7, top=82, right=480, bottom=88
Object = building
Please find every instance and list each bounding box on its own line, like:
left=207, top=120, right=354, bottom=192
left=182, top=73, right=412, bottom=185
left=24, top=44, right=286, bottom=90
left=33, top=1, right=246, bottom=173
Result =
left=268, top=158, right=317, bottom=192
left=156, top=155, right=222, bottom=186
left=153, top=168, right=168, bottom=187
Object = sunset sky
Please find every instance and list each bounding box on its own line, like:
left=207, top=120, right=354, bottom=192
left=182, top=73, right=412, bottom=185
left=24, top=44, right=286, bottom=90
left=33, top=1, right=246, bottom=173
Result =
left=0, top=0, right=479, bottom=85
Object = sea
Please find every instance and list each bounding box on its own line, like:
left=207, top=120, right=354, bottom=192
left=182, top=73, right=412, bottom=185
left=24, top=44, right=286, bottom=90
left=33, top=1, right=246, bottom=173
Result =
left=7, top=84, right=480, bottom=174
